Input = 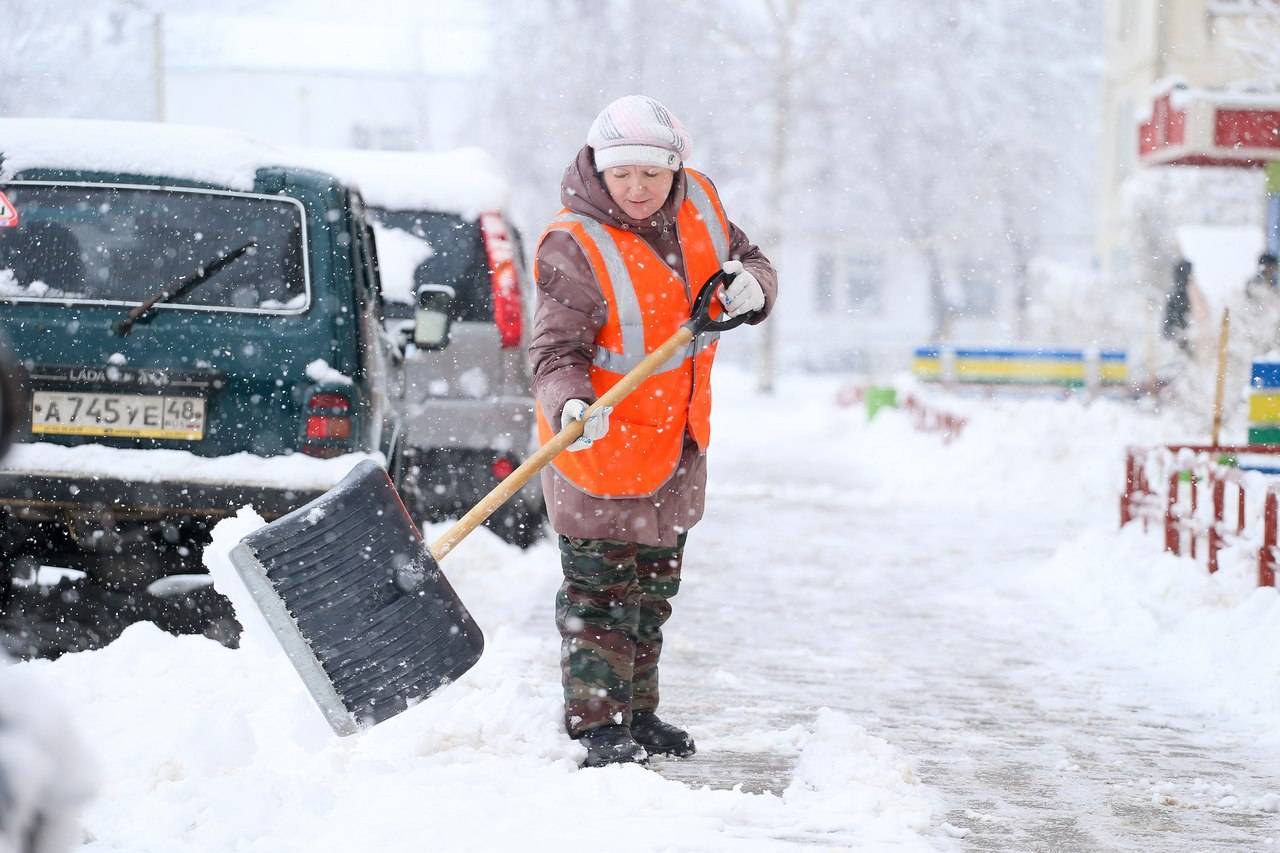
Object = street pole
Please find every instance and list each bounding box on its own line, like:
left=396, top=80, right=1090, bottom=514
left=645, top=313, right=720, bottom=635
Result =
left=760, top=0, right=798, bottom=395
left=152, top=11, right=165, bottom=121
left=120, top=0, right=164, bottom=121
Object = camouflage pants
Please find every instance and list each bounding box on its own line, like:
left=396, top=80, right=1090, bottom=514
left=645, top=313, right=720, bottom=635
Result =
left=556, top=533, right=686, bottom=736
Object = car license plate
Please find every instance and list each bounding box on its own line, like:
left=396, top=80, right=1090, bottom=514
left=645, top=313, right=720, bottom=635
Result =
left=31, top=391, right=206, bottom=440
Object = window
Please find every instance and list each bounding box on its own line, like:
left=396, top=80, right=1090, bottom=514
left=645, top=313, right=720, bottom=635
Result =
left=813, top=252, right=883, bottom=315
left=844, top=255, right=883, bottom=314
left=371, top=209, right=490, bottom=322
left=0, top=182, right=308, bottom=312
left=813, top=252, right=835, bottom=311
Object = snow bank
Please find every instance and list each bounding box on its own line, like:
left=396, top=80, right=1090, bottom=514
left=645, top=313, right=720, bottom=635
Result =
left=1033, top=524, right=1280, bottom=742
left=288, top=147, right=509, bottom=219
left=852, top=375, right=1280, bottom=751
left=0, top=118, right=286, bottom=190
left=854, top=379, right=1181, bottom=524
left=0, top=658, right=97, bottom=853
left=1, top=441, right=380, bottom=490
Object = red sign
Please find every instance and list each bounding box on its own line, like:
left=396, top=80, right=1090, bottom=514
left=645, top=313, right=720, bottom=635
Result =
left=0, top=190, right=17, bottom=228
left=1140, top=87, right=1280, bottom=169
left=1215, top=108, right=1280, bottom=150
left=1139, top=92, right=1187, bottom=158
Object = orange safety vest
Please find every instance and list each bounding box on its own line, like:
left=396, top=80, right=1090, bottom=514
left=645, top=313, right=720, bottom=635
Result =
left=534, top=169, right=732, bottom=498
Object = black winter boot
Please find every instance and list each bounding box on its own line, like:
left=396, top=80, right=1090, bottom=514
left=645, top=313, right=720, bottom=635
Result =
left=630, top=711, right=696, bottom=758
left=576, top=724, right=648, bottom=768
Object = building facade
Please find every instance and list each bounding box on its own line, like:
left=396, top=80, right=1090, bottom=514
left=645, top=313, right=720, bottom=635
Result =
left=1098, top=0, right=1280, bottom=280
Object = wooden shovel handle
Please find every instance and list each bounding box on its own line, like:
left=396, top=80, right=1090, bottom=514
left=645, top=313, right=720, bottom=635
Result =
left=428, top=324, right=696, bottom=561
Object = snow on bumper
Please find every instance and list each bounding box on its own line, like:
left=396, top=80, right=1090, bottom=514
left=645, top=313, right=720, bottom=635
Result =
left=0, top=442, right=385, bottom=519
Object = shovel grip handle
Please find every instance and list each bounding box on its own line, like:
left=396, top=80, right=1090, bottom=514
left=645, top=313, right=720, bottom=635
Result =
left=428, top=325, right=696, bottom=561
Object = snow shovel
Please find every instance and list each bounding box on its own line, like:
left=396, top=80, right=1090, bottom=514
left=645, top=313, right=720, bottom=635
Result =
left=229, top=269, right=752, bottom=736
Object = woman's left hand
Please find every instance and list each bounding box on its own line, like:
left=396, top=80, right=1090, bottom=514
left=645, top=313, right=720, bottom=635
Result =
left=718, top=260, right=765, bottom=318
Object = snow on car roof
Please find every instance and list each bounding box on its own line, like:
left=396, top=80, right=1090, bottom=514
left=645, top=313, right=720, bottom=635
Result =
left=289, top=146, right=509, bottom=220
left=0, top=118, right=287, bottom=191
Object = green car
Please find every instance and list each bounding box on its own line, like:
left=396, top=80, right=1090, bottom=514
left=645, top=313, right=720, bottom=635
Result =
left=0, top=119, right=410, bottom=601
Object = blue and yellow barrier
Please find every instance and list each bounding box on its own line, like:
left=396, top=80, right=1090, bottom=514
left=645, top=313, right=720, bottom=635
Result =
left=1249, top=361, right=1280, bottom=445
left=913, top=347, right=1128, bottom=389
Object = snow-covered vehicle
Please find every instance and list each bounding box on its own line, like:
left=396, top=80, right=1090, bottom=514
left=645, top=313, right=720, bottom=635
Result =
left=291, top=147, right=545, bottom=547
left=0, top=119, right=413, bottom=599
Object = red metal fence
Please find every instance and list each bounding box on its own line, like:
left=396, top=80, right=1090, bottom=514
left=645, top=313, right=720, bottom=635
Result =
left=836, top=384, right=968, bottom=443
left=900, top=394, right=967, bottom=443
left=1121, top=444, right=1280, bottom=587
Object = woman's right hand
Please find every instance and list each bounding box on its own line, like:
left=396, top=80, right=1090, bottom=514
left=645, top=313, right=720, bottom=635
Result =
left=561, top=399, right=611, bottom=451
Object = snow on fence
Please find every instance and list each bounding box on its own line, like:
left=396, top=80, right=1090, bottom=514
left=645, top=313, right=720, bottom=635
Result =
left=1120, top=444, right=1280, bottom=586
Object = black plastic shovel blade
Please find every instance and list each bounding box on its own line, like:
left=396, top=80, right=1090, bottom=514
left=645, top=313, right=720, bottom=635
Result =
left=229, top=459, right=483, bottom=736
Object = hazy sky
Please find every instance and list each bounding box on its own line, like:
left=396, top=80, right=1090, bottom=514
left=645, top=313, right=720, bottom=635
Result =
left=161, top=0, right=490, bottom=75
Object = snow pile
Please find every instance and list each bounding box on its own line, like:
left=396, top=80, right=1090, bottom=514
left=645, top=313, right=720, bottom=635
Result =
left=1, top=441, right=379, bottom=490
left=782, top=709, right=938, bottom=843
left=856, top=382, right=1180, bottom=524
left=368, top=220, right=434, bottom=305
left=1033, top=524, right=1280, bottom=739
left=0, top=118, right=283, bottom=190
left=288, top=147, right=510, bottom=220
left=203, top=507, right=284, bottom=660
left=0, top=658, right=98, bottom=853
left=853, top=375, right=1280, bottom=751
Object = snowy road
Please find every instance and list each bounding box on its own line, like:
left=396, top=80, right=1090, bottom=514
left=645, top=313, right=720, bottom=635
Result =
left=13, top=368, right=1280, bottom=851
left=664, top=485, right=1280, bottom=849
left=650, top=372, right=1280, bottom=849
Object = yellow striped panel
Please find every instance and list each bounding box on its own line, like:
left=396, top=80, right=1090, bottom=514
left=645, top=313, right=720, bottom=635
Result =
left=1249, top=393, right=1280, bottom=423
left=954, top=359, right=1086, bottom=382
left=1100, top=363, right=1128, bottom=383
left=912, top=357, right=941, bottom=378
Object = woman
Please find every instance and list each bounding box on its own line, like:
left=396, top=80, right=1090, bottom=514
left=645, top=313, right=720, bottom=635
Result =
left=530, top=95, right=778, bottom=768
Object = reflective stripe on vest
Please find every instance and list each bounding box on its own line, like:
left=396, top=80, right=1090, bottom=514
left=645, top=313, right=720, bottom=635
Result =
left=549, top=211, right=722, bottom=376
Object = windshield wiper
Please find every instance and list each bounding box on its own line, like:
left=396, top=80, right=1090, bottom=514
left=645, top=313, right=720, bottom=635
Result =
left=116, top=238, right=257, bottom=337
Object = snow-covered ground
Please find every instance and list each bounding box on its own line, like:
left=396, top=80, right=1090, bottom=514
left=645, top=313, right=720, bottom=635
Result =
left=8, top=365, right=1280, bottom=851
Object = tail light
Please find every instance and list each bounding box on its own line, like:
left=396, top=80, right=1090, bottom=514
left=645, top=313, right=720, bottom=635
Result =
left=480, top=212, right=523, bottom=348
left=303, top=392, right=352, bottom=458
left=491, top=455, right=516, bottom=480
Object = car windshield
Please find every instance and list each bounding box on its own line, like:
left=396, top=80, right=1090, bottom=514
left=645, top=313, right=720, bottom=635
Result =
left=0, top=182, right=307, bottom=312
left=371, top=209, right=489, bottom=322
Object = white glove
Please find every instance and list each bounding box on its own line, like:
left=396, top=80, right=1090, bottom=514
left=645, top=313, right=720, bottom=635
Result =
left=561, top=398, right=611, bottom=451
left=718, top=260, right=765, bottom=318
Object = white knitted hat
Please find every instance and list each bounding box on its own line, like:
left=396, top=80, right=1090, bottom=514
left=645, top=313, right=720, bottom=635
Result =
left=587, top=95, right=691, bottom=171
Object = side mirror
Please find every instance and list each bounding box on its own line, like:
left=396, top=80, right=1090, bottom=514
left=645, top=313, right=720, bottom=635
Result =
left=414, top=283, right=455, bottom=351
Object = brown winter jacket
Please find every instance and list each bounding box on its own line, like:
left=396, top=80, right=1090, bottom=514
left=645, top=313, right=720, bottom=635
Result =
left=530, top=145, right=778, bottom=547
